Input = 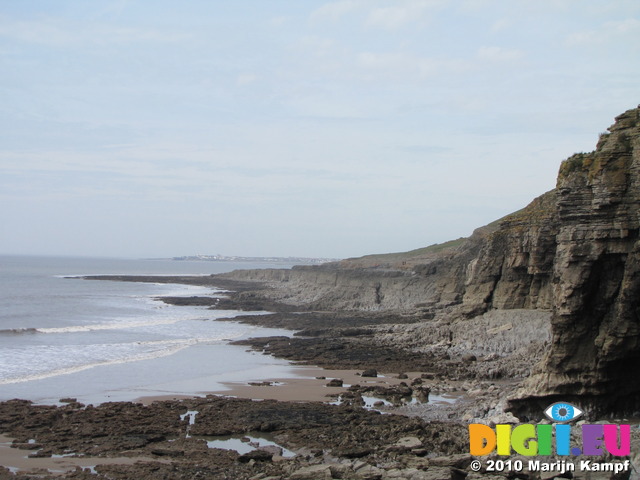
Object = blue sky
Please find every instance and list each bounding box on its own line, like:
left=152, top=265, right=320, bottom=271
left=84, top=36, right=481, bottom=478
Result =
left=1, top=0, right=639, bottom=259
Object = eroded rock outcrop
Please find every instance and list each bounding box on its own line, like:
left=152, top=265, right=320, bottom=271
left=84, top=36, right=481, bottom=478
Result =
left=511, top=105, right=640, bottom=416
left=221, top=105, right=640, bottom=414
left=219, top=191, right=561, bottom=315
left=461, top=190, right=558, bottom=315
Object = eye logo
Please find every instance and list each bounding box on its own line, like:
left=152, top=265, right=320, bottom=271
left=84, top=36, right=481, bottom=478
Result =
left=469, top=401, right=630, bottom=457
left=544, top=402, right=583, bottom=423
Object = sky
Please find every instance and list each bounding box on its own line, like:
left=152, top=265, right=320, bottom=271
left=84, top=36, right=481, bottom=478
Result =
left=1, top=1, right=639, bottom=259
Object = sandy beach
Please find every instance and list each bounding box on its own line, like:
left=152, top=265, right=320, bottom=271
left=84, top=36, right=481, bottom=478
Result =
left=0, top=362, right=467, bottom=477
left=0, top=367, right=450, bottom=477
left=137, top=366, right=425, bottom=404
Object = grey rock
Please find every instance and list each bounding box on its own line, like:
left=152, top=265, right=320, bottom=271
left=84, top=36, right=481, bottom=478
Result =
left=238, top=449, right=273, bottom=463
left=289, top=464, right=333, bottom=480
left=355, top=464, right=385, bottom=479
left=392, top=436, right=423, bottom=450
left=326, top=378, right=344, bottom=387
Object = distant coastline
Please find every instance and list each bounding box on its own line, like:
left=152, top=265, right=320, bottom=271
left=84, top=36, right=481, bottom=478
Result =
left=167, top=254, right=338, bottom=265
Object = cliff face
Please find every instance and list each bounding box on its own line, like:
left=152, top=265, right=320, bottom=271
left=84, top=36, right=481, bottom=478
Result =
left=222, top=105, right=640, bottom=413
left=225, top=266, right=419, bottom=311
left=223, top=198, right=561, bottom=316
left=512, top=106, right=640, bottom=414
left=223, top=188, right=562, bottom=315
left=460, top=190, right=558, bottom=314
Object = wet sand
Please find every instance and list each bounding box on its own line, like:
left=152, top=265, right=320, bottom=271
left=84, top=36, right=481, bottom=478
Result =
left=136, top=366, right=423, bottom=404
left=0, top=434, right=168, bottom=476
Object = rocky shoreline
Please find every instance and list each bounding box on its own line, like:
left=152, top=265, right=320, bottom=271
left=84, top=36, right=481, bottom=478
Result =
left=86, top=274, right=535, bottom=415
left=3, top=106, right=640, bottom=479
left=0, top=396, right=470, bottom=480
left=1, top=276, right=637, bottom=479
left=0, top=275, right=531, bottom=480
left=0, top=273, right=605, bottom=480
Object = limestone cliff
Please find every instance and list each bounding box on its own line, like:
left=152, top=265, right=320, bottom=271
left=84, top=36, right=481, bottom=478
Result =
left=221, top=105, right=640, bottom=413
left=221, top=192, right=559, bottom=315
left=511, top=105, right=640, bottom=415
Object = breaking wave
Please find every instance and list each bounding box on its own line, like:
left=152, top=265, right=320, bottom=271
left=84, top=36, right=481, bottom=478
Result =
left=0, top=315, right=223, bottom=336
left=0, top=337, right=229, bottom=386
left=0, top=328, right=39, bottom=335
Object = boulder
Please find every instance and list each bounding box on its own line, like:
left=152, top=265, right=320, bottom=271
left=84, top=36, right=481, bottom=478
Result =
left=238, top=449, right=273, bottom=463
left=428, top=454, right=473, bottom=469
left=289, top=464, right=333, bottom=480
left=391, top=436, right=423, bottom=450
left=354, top=464, right=384, bottom=479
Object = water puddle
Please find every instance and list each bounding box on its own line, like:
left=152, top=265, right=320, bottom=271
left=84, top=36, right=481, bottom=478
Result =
left=362, top=395, right=394, bottom=408
left=330, top=390, right=459, bottom=411
left=204, top=434, right=295, bottom=458
left=430, top=393, right=458, bottom=404
left=180, top=410, right=199, bottom=438
left=329, top=394, right=403, bottom=412
left=247, top=381, right=287, bottom=387
left=177, top=411, right=295, bottom=458
left=180, top=410, right=198, bottom=425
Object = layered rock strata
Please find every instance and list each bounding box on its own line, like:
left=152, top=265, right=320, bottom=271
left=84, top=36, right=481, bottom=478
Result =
left=221, top=106, right=640, bottom=414
left=512, top=105, right=640, bottom=415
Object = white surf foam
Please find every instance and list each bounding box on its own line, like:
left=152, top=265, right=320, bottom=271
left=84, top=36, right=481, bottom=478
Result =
left=0, top=336, right=231, bottom=386
left=36, top=317, right=192, bottom=334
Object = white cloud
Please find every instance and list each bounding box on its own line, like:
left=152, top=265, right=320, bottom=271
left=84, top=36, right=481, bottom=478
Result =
left=91, top=25, right=192, bottom=45
left=605, top=18, right=640, bottom=34
left=0, top=18, right=74, bottom=46
left=310, top=0, right=363, bottom=22
left=357, top=51, right=432, bottom=78
left=236, top=73, right=258, bottom=86
left=269, top=16, right=289, bottom=27
left=285, top=94, right=365, bottom=119
left=298, top=36, right=337, bottom=57
left=365, top=6, right=412, bottom=30
left=365, top=0, right=447, bottom=30
left=90, top=0, right=131, bottom=20
left=458, top=0, right=497, bottom=13
left=477, top=46, right=524, bottom=62
left=490, top=18, right=511, bottom=32
left=566, top=18, right=640, bottom=46
left=311, top=0, right=447, bottom=29
left=356, top=51, right=470, bottom=80
left=0, top=17, right=191, bottom=47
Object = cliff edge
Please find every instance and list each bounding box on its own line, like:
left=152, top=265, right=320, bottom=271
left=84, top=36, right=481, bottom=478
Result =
left=220, top=105, right=640, bottom=414
left=511, top=105, right=640, bottom=415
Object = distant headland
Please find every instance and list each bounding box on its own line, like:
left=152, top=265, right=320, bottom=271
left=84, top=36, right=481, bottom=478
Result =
left=168, top=254, right=338, bottom=265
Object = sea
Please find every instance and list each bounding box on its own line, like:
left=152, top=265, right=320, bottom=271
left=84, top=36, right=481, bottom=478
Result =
left=0, top=255, right=300, bottom=405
